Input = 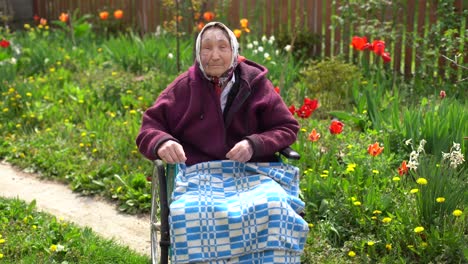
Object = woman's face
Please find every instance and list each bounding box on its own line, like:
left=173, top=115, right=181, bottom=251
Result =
left=200, top=27, right=233, bottom=77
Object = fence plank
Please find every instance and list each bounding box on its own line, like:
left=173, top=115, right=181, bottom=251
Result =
left=324, top=0, right=332, bottom=57
left=404, top=0, right=416, bottom=77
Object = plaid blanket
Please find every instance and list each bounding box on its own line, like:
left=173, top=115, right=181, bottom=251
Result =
left=169, top=161, right=309, bottom=263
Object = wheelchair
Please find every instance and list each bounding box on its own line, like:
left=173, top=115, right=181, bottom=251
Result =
left=150, top=147, right=300, bottom=264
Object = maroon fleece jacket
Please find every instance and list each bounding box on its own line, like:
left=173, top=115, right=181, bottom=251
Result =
left=136, top=59, right=299, bottom=166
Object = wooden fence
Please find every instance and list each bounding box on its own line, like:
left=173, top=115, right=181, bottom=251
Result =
left=32, top=0, right=467, bottom=79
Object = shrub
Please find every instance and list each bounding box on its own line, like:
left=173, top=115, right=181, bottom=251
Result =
left=297, top=58, right=360, bottom=118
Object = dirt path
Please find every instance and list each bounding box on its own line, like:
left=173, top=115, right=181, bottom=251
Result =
left=0, top=162, right=151, bottom=257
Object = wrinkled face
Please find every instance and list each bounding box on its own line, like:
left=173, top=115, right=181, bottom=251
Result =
left=200, top=27, right=233, bottom=77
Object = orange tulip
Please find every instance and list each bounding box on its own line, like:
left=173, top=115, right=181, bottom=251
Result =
left=114, top=9, right=123, bottom=19
left=233, top=29, right=242, bottom=38
left=240, top=18, right=248, bottom=28
left=99, top=11, right=109, bottom=20
left=197, top=22, right=205, bottom=31
left=203, top=11, right=215, bottom=22
left=59, top=12, right=69, bottom=23
left=367, top=142, right=384, bottom=157
left=308, top=129, right=321, bottom=142
left=398, top=160, right=408, bottom=175
left=40, top=18, right=47, bottom=26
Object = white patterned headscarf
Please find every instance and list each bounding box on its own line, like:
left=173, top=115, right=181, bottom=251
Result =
left=195, top=21, right=240, bottom=84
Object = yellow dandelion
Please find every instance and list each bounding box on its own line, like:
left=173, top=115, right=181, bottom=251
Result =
left=392, top=176, right=401, bottom=181
left=0, top=253, right=3, bottom=258
left=32, top=225, right=37, bottom=230
left=79, top=143, right=84, bottom=148
left=300, top=128, right=307, bottom=132
left=111, top=71, right=117, bottom=76
left=126, top=90, right=133, bottom=94
left=367, top=241, right=375, bottom=246
left=49, top=67, right=55, bottom=73
left=452, top=209, right=463, bottom=217
left=137, top=96, right=143, bottom=101
left=2, top=108, right=8, bottom=112
left=372, top=169, right=379, bottom=174
left=24, top=23, right=31, bottom=29
left=410, top=188, right=419, bottom=194
left=371, top=216, right=377, bottom=220
left=50, top=244, right=57, bottom=252
left=421, top=242, right=428, bottom=248
left=353, top=201, right=361, bottom=206
left=129, top=110, right=137, bottom=115
left=436, top=197, right=445, bottom=203
left=414, top=226, right=424, bottom=233
left=351, top=196, right=357, bottom=202
left=81, top=132, right=87, bottom=137
left=382, top=217, right=392, bottom=223
left=308, top=223, right=314, bottom=228
left=0, top=238, right=5, bottom=244
left=416, top=178, right=428, bottom=185
left=26, top=92, right=32, bottom=97
left=348, top=251, right=356, bottom=257
left=92, top=148, right=98, bottom=153
left=373, top=210, right=382, bottom=214
left=386, top=244, right=392, bottom=250
left=8, top=87, right=15, bottom=93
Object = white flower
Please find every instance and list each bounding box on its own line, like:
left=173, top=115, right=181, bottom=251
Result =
left=246, top=43, right=254, bottom=49
left=263, top=52, right=270, bottom=59
left=275, top=49, right=279, bottom=55
left=261, top=35, right=268, bottom=42
left=168, top=53, right=174, bottom=59
left=268, top=35, right=275, bottom=44
left=253, top=40, right=259, bottom=46
left=253, top=49, right=258, bottom=54
left=257, top=46, right=264, bottom=52
left=405, top=138, right=412, bottom=146
left=442, top=142, right=465, bottom=168
left=284, top=45, right=291, bottom=52
left=417, top=139, right=427, bottom=154
left=10, top=57, right=17, bottom=64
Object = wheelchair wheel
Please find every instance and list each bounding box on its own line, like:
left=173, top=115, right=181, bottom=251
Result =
left=150, top=169, right=161, bottom=264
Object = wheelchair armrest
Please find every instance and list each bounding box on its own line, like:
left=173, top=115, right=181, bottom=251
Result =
left=279, top=146, right=300, bottom=160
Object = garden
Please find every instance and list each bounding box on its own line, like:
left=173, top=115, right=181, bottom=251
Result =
left=0, top=0, right=466, bottom=263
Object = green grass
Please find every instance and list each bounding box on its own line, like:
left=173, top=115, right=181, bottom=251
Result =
left=0, top=197, right=149, bottom=263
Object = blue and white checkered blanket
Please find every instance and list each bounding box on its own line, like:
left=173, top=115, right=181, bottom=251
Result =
left=169, top=161, right=309, bottom=263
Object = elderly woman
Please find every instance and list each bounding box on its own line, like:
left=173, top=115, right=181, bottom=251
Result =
left=136, top=22, right=308, bottom=263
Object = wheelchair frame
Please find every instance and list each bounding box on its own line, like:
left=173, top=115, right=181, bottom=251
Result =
left=150, top=147, right=300, bottom=264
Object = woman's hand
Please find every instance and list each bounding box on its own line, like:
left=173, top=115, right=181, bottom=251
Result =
left=226, top=140, right=253, bottom=163
left=157, top=140, right=187, bottom=164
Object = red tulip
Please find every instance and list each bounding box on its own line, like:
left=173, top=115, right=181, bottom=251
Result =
left=351, top=36, right=369, bottom=51
left=329, top=120, right=344, bottom=134
left=372, top=40, right=386, bottom=55
left=288, top=105, right=296, bottom=116
left=381, top=52, right=391, bottom=63
left=0, top=39, right=10, bottom=48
